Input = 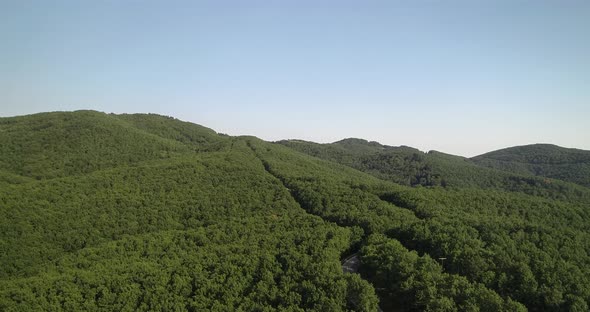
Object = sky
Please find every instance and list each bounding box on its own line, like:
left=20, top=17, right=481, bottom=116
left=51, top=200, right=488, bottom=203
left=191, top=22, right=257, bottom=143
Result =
left=1, top=0, right=589, bottom=157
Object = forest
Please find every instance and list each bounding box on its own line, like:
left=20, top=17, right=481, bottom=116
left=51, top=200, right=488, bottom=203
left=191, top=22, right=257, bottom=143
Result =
left=1, top=111, right=589, bottom=311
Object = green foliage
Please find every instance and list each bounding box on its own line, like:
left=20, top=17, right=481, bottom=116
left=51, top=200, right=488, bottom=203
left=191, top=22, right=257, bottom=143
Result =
left=0, top=112, right=378, bottom=311
left=472, top=144, right=590, bottom=187
left=253, top=139, right=590, bottom=311
left=1, top=223, right=377, bottom=312
left=278, top=139, right=590, bottom=203
left=0, top=111, right=190, bottom=179
left=2, top=111, right=590, bottom=311
left=360, top=234, right=526, bottom=312
left=278, top=138, right=439, bottom=187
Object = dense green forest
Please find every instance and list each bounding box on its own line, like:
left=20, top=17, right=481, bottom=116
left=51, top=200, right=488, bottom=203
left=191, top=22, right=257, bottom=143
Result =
left=472, top=144, right=590, bottom=188
left=1, top=111, right=589, bottom=311
left=277, top=139, right=590, bottom=203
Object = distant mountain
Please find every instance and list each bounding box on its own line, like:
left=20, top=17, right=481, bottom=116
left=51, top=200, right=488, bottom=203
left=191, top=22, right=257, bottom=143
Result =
left=1, top=111, right=589, bottom=311
left=471, top=144, right=590, bottom=187
left=277, top=138, right=428, bottom=185
left=277, top=138, right=590, bottom=203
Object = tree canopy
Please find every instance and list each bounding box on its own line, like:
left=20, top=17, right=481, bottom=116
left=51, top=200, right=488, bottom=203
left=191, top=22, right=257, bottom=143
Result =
left=1, top=111, right=589, bottom=311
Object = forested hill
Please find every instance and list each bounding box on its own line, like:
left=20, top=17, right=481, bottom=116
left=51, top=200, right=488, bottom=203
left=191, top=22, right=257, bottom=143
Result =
left=277, top=138, right=590, bottom=203
left=471, top=144, right=590, bottom=188
left=0, top=111, right=380, bottom=311
left=0, top=111, right=225, bottom=180
left=1, top=111, right=589, bottom=311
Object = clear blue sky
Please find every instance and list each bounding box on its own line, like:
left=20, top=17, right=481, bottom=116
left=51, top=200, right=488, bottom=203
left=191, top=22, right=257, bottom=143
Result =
left=1, top=1, right=589, bottom=156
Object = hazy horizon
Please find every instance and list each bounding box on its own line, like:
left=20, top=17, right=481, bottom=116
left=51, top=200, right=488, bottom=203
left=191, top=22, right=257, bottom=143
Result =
left=2, top=1, right=589, bottom=157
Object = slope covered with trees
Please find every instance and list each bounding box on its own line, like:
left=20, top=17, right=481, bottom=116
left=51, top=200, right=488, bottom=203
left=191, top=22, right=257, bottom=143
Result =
left=471, top=144, right=590, bottom=188
left=253, top=138, right=590, bottom=311
left=277, top=139, right=590, bottom=203
left=1, top=111, right=589, bottom=311
left=0, top=111, right=378, bottom=311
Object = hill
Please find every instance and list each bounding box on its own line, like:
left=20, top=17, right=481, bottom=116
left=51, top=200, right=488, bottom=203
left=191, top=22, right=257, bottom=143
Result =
left=277, top=139, right=590, bottom=203
left=471, top=144, right=590, bottom=187
left=254, top=138, right=590, bottom=311
left=1, top=111, right=589, bottom=311
left=0, top=111, right=378, bottom=311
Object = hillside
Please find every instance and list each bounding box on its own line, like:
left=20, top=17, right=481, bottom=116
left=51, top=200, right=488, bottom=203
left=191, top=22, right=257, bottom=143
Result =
left=1, top=111, right=589, bottom=311
left=471, top=144, right=590, bottom=187
left=0, top=111, right=379, bottom=311
left=277, top=139, right=590, bottom=203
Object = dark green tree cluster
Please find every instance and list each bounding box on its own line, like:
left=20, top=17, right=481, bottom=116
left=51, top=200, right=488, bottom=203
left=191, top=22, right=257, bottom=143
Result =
left=278, top=139, right=442, bottom=187
left=360, top=234, right=526, bottom=311
left=1, top=221, right=377, bottom=312
left=382, top=187, right=590, bottom=311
